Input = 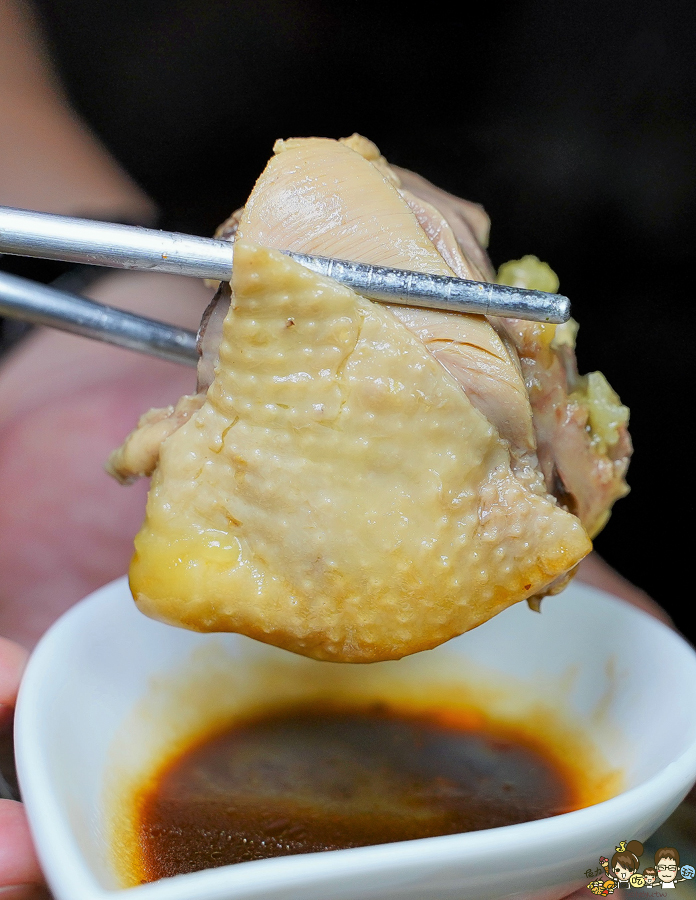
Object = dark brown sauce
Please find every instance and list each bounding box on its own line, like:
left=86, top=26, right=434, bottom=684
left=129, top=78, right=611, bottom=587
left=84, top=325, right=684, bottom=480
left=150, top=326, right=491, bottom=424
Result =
left=136, top=701, right=576, bottom=880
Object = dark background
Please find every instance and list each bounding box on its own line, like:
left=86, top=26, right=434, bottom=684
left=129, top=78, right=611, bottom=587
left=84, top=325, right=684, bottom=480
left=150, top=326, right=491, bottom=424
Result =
left=28, top=0, right=696, bottom=634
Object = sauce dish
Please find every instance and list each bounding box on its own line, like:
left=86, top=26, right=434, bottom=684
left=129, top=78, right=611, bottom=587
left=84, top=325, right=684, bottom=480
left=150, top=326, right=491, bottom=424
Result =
left=15, top=577, right=696, bottom=900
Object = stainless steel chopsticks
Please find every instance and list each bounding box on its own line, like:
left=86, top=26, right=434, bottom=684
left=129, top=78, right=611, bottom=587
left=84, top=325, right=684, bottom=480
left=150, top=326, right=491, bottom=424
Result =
left=0, top=271, right=198, bottom=366
left=0, top=206, right=571, bottom=323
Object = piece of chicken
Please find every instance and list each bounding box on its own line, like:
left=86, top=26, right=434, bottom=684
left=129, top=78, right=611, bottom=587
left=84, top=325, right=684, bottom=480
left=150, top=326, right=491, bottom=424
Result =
left=109, top=135, right=629, bottom=662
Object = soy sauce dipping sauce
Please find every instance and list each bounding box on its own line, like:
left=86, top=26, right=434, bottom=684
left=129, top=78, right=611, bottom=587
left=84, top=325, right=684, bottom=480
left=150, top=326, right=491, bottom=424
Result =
left=137, top=701, right=575, bottom=880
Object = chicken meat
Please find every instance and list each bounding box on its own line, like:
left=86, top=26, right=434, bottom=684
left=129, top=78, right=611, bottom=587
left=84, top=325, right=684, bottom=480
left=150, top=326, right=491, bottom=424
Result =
left=108, top=135, right=630, bottom=662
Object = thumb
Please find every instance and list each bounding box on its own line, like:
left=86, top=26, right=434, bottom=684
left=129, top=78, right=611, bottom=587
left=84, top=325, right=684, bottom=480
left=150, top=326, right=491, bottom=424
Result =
left=0, top=801, right=45, bottom=888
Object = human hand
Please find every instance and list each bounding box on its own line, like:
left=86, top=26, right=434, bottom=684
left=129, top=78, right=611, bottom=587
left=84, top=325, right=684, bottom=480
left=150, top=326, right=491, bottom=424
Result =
left=0, top=635, right=48, bottom=898
left=576, top=552, right=671, bottom=626
left=0, top=271, right=212, bottom=894
left=0, top=271, right=213, bottom=646
left=0, top=0, right=154, bottom=223
left=0, top=3, right=205, bottom=890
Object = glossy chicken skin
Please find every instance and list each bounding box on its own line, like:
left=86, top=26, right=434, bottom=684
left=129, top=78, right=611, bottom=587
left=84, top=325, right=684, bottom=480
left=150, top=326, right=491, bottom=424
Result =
left=110, top=135, right=629, bottom=661
left=126, top=242, right=590, bottom=661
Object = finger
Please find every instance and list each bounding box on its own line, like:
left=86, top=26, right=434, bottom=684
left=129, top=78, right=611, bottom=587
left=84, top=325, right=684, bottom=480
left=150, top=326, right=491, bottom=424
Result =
left=576, top=551, right=672, bottom=626
left=0, top=885, right=52, bottom=899
left=0, top=638, right=28, bottom=710
left=0, top=273, right=210, bottom=647
left=0, top=801, right=44, bottom=887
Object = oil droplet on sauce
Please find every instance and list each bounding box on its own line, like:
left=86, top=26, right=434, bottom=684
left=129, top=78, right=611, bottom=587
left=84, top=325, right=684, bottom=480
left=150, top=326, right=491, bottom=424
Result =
left=135, top=701, right=579, bottom=881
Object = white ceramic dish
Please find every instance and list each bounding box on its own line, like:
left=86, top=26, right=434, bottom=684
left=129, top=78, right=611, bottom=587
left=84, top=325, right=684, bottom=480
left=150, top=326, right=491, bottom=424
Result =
left=15, top=576, right=696, bottom=900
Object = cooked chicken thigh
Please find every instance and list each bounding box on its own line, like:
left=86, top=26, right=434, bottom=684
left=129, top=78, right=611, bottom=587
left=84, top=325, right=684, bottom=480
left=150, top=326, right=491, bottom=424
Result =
left=109, top=135, right=629, bottom=662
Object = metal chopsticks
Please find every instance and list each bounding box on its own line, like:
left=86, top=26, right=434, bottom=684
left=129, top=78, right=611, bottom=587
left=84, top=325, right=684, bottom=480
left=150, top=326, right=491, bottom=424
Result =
left=0, top=271, right=198, bottom=366
left=0, top=206, right=571, bottom=324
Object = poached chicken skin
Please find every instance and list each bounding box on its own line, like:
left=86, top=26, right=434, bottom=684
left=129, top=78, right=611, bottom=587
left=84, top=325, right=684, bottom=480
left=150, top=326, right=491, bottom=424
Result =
left=108, top=136, right=630, bottom=662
